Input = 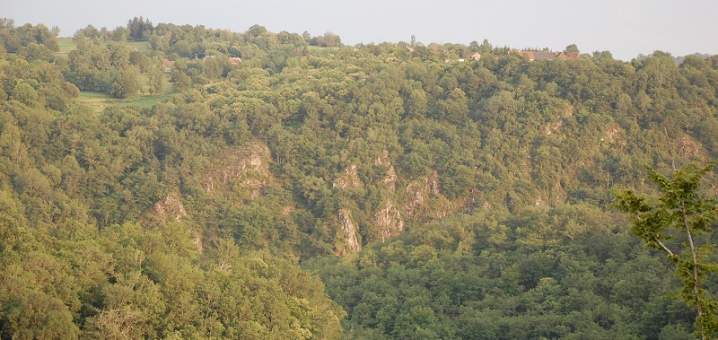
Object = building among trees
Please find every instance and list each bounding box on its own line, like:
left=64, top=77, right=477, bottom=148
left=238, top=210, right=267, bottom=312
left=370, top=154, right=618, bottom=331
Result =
left=515, top=48, right=579, bottom=61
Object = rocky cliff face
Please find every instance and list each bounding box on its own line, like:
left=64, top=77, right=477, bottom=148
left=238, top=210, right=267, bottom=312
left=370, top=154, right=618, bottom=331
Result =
left=146, top=192, right=187, bottom=223
left=372, top=150, right=405, bottom=242
left=142, top=141, right=275, bottom=254
left=333, top=164, right=361, bottom=190
left=329, top=150, right=468, bottom=255
left=141, top=145, right=473, bottom=257
left=202, top=141, right=272, bottom=199
left=375, top=150, right=397, bottom=192
left=404, top=170, right=441, bottom=218
left=677, top=134, right=706, bottom=160
left=542, top=120, right=563, bottom=136
left=602, top=122, right=625, bottom=145
left=375, top=200, right=404, bottom=242
left=335, top=208, right=361, bottom=256
left=141, top=192, right=204, bottom=252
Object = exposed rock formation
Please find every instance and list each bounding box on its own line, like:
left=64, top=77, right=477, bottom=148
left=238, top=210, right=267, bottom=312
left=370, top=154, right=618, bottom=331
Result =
left=375, top=150, right=397, bottom=191
left=376, top=200, right=404, bottom=242
left=149, top=192, right=187, bottom=222
left=332, top=151, right=406, bottom=249
left=542, top=120, right=563, bottom=136
left=142, top=192, right=203, bottom=252
left=333, top=164, right=361, bottom=190
left=192, top=231, right=204, bottom=253
left=372, top=150, right=404, bottom=241
left=404, top=170, right=441, bottom=217
left=281, top=205, right=295, bottom=216
left=335, top=208, right=361, bottom=256
left=601, top=123, right=624, bottom=144
left=203, top=141, right=272, bottom=198
left=560, top=103, right=574, bottom=118
left=677, top=134, right=706, bottom=159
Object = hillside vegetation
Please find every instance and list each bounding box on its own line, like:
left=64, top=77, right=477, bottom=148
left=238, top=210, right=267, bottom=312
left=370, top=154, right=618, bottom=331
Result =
left=0, top=17, right=717, bottom=339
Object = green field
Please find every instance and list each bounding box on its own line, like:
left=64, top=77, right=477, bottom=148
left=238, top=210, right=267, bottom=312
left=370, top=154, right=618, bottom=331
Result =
left=55, top=37, right=151, bottom=57
left=55, top=37, right=76, bottom=57
left=124, top=41, right=152, bottom=52
left=307, top=45, right=341, bottom=54
left=57, top=37, right=76, bottom=52
left=78, top=90, right=174, bottom=112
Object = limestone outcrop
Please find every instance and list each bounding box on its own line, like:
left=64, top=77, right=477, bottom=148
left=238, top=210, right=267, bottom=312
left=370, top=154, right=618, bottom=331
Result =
left=335, top=208, right=361, bottom=256
left=202, top=141, right=272, bottom=199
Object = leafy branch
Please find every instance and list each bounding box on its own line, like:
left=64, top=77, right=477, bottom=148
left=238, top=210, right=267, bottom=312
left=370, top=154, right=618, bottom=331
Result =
left=615, top=163, right=718, bottom=339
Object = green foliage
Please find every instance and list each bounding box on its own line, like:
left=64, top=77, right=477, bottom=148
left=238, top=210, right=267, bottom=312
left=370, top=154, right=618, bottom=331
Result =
left=616, top=164, right=718, bottom=338
left=308, top=208, right=695, bottom=339
left=11, top=81, right=37, bottom=105
left=1, top=17, right=718, bottom=339
left=127, top=17, right=153, bottom=41
left=64, top=40, right=167, bottom=98
left=310, top=33, right=342, bottom=47
left=0, top=19, right=59, bottom=53
left=110, top=66, right=141, bottom=98
left=566, top=44, right=580, bottom=53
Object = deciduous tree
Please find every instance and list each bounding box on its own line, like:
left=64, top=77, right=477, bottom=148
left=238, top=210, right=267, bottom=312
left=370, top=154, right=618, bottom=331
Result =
left=616, top=163, right=718, bottom=339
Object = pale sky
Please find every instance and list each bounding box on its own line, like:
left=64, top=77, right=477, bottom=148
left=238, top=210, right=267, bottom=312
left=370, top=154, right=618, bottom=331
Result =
left=2, top=0, right=716, bottom=60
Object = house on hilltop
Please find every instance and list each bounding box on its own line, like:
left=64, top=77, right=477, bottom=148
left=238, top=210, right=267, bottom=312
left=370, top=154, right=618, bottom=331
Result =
left=161, top=59, right=175, bottom=72
left=515, top=49, right=579, bottom=61
left=445, top=53, right=480, bottom=64
left=556, top=51, right=579, bottom=60
left=516, top=49, right=557, bottom=61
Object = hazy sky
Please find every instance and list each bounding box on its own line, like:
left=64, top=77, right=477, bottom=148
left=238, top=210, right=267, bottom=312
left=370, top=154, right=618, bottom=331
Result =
left=2, top=0, right=716, bottom=60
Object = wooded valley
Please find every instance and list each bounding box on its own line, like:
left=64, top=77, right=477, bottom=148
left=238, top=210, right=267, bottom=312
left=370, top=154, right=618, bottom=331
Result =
left=0, top=18, right=717, bottom=339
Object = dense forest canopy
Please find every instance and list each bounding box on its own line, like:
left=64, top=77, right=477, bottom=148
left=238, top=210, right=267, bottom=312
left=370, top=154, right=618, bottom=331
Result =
left=0, top=17, right=717, bottom=339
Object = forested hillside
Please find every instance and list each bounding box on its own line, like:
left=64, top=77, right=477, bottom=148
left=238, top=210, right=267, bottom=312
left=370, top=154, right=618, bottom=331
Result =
left=1, top=18, right=717, bottom=339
